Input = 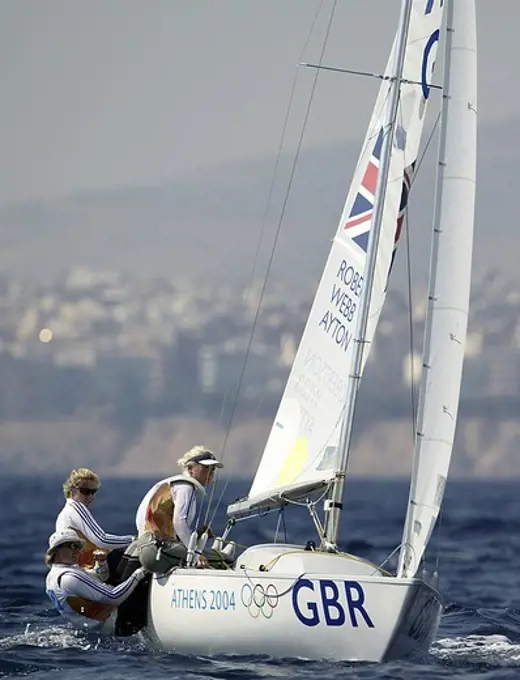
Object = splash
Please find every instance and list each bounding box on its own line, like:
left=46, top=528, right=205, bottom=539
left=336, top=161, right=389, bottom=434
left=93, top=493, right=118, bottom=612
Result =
left=0, top=623, right=94, bottom=651
left=0, top=623, right=146, bottom=653
left=433, top=634, right=520, bottom=667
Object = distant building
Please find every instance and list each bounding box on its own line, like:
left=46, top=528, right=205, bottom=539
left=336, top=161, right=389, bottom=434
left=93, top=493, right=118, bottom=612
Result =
left=160, top=331, right=202, bottom=413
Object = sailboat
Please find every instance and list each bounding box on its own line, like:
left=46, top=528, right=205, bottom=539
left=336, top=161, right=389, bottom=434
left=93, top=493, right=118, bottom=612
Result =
left=144, top=0, right=477, bottom=662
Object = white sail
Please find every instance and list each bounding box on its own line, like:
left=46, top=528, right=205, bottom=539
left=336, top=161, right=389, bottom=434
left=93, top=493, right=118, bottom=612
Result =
left=398, top=0, right=477, bottom=577
left=227, top=1, right=446, bottom=518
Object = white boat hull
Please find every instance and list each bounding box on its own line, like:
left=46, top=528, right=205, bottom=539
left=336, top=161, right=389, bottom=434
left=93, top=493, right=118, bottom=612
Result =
left=144, top=544, right=442, bottom=661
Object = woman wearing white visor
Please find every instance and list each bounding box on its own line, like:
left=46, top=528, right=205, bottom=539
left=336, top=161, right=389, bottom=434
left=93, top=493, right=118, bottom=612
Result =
left=128, top=446, right=226, bottom=571
left=136, top=445, right=223, bottom=543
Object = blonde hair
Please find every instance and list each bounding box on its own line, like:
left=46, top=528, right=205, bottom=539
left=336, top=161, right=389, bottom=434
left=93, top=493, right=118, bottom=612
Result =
left=44, top=550, right=57, bottom=568
left=63, top=468, right=101, bottom=498
left=177, top=446, right=213, bottom=469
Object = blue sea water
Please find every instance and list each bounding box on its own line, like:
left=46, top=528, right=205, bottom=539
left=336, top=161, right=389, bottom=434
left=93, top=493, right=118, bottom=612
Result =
left=1, top=475, right=520, bottom=679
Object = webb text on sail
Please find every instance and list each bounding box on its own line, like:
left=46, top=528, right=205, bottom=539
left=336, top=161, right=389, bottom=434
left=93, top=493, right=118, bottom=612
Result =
left=318, top=259, right=363, bottom=352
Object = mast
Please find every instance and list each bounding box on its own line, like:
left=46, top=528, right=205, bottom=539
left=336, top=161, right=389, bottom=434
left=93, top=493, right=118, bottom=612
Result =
left=323, top=0, right=415, bottom=548
left=397, top=0, right=477, bottom=577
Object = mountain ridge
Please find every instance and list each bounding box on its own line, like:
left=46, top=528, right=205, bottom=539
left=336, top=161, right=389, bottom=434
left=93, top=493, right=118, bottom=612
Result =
left=0, top=115, right=518, bottom=291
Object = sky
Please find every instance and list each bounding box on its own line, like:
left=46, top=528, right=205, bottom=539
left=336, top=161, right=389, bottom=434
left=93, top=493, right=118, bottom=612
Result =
left=1, top=0, right=519, bottom=206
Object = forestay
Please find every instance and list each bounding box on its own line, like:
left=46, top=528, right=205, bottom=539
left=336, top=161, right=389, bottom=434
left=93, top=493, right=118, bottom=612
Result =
left=398, top=0, right=477, bottom=577
left=228, top=0, right=446, bottom=518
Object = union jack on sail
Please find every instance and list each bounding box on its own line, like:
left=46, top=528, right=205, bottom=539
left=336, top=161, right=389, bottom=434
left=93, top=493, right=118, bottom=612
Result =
left=343, top=129, right=384, bottom=253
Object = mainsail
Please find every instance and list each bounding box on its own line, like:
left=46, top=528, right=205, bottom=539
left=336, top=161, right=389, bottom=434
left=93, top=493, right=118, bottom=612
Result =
left=228, top=1, right=446, bottom=518
left=398, top=0, right=477, bottom=577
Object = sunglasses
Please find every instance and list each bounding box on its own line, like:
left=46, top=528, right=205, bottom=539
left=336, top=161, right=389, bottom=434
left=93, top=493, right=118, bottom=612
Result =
left=76, top=486, right=98, bottom=496
left=63, top=542, right=83, bottom=551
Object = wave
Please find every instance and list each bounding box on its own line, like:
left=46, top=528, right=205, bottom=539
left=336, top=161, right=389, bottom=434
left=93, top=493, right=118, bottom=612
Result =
left=0, top=624, right=95, bottom=652
left=433, top=634, right=520, bottom=669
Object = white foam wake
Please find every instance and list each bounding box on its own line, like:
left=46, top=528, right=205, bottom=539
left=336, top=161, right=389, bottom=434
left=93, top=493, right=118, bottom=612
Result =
left=0, top=623, right=94, bottom=651
left=433, top=634, right=520, bottom=667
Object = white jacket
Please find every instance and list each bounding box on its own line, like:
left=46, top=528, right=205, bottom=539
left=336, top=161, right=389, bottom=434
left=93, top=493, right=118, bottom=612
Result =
left=45, top=563, right=146, bottom=631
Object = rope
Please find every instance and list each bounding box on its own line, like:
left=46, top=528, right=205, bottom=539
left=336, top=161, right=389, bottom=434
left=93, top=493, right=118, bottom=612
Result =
left=241, top=565, right=307, bottom=600
left=401, top=110, right=443, bottom=573
left=404, top=195, right=417, bottom=438
left=399, top=111, right=442, bottom=477
left=272, top=508, right=288, bottom=543
left=205, top=0, right=338, bottom=528
left=274, top=509, right=283, bottom=543
left=435, top=507, right=442, bottom=574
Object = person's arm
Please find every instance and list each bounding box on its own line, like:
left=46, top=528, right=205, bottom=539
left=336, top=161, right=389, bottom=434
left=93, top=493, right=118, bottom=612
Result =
left=68, top=500, right=134, bottom=550
left=85, top=555, right=110, bottom=582
left=60, top=567, right=147, bottom=606
left=172, top=484, right=197, bottom=547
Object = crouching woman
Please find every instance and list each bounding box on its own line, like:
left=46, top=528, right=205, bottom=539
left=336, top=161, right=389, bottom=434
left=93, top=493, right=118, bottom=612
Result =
left=45, top=529, right=149, bottom=636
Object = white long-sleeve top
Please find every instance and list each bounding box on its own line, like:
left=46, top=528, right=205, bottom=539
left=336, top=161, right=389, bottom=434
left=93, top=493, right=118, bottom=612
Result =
left=45, top=563, right=146, bottom=631
left=171, top=481, right=200, bottom=546
left=56, top=499, right=134, bottom=551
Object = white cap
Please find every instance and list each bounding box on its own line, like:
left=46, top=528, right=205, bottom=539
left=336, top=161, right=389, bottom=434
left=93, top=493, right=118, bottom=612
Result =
left=47, top=529, right=85, bottom=552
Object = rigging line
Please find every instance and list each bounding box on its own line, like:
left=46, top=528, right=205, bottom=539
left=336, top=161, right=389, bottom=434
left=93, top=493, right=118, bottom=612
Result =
left=300, top=62, right=443, bottom=91
left=204, top=0, right=335, bottom=526
left=219, top=390, right=229, bottom=423
left=411, top=110, right=441, bottom=184
left=274, top=509, right=283, bottom=543
left=283, top=483, right=333, bottom=508
left=377, top=543, right=401, bottom=573
left=199, top=387, right=230, bottom=529
left=338, top=83, right=406, bottom=486
left=435, top=503, right=443, bottom=573
left=206, top=1, right=339, bottom=528
left=404, top=111, right=441, bottom=441
left=401, top=110, right=442, bottom=572
left=404, top=192, right=417, bottom=437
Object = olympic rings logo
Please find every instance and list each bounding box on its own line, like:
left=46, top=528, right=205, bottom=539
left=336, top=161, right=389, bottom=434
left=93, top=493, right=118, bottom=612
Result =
left=240, top=582, right=279, bottom=619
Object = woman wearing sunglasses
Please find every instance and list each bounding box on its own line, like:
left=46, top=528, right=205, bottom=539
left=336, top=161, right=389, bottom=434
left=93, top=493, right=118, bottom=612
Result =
left=45, top=529, right=148, bottom=635
left=55, top=468, right=134, bottom=579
